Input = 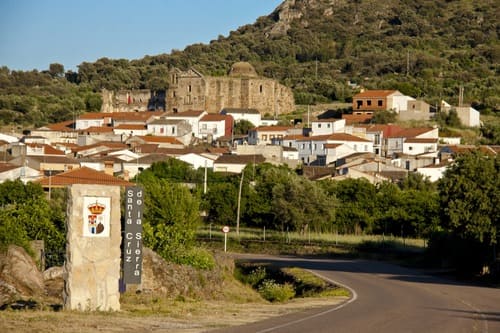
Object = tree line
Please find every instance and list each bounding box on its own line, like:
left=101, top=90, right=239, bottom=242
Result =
left=0, top=150, right=498, bottom=275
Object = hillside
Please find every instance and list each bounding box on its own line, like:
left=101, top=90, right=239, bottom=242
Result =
left=0, top=0, right=499, bottom=127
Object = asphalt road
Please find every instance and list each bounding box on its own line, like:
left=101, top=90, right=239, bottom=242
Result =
left=208, top=256, right=500, bottom=333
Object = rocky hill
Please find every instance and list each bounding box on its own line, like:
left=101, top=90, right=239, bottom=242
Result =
left=0, top=0, right=498, bottom=127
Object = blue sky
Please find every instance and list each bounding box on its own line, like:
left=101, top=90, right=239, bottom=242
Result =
left=0, top=0, right=283, bottom=71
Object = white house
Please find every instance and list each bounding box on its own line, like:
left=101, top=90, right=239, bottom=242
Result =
left=310, top=118, right=346, bottom=136
left=163, top=110, right=207, bottom=137
left=416, top=163, right=449, bottom=182
left=0, top=163, right=40, bottom=183
left=441, top=101, right=480, bottom=127
left=113, top=124, right=148, bottom=137
left=213, top=154, right=265, bottom=173
left=248, top=126, right=294, bottom=145
left=198, top=114, right=233, bottom=141
left=456, top=106, right=480, bottom=127
left=75, top=113, right=108, bottom=130
left=220, top=108, right=261, bottom=127
left=176, top=153, right=217, bottom=169
left=386, top=127, right=439, bottom=157
left=296, top=133, right=372, bottom=165
left=403, top=138, right=439, bottom=155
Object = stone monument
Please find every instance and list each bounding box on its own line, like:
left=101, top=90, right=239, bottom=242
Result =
left=63, top=184, right=121, bottom=311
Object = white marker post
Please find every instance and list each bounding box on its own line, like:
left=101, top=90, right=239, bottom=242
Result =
left=222, top=226, right=230, bottom=252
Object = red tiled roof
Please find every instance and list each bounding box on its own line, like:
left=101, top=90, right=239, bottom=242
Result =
left=328, top=133, right=372, bottom=142
left=114, top=124, right=147, bottom=130
left=353, top=90, right=400, bottom=98
left=80, top=126, right=113, bottom=133
left=405, top=138, right=439, bottom=144
left=200, top=114, right=229, bottom=122
left=388, top=127, right=435, bottom=138
left=71, top=142, right=128, bottom=153
left=26, top=143, right=65, bottom=155
left=324, top=143, right=343, bottom=149
left=252, top=126, right=293, bottom=132
left=0, top=163, right=20, bottom=173
left=37, top=166, right=132, bottom=187
left=44, top=120, right=75, bottom=132
left=342, top=114, right=373, bottom=125
left=137, top=136, right=183, bottom=145
left=283, top=134, right=308, bottom=140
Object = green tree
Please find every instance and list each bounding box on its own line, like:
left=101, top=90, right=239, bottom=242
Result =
left=438, top=151, right=499, bottom=244
left=142, top=178, right=201, bottom=264
left=0, top=180, right=65, bottom=267
left=371, top=110, right=397, bottom=124
left=48, top=63, right=64, bottom=78
left=233, top=119, right=256, bottom=135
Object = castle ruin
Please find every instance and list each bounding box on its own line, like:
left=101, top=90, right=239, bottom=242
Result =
left=166, top=62, right=295, bottom=116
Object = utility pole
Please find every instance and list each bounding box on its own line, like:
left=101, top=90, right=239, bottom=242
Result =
left=236, top=170, right=244, bottom=236
left=203, top=160, right=207, bottom=194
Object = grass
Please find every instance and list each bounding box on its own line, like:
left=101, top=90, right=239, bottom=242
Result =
left=198, top=226, right=426, bottom=252
left=234, top=261, right=351, bottom=303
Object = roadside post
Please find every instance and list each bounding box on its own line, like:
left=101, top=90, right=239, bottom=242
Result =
left=222, top=226, right=230, bottom=252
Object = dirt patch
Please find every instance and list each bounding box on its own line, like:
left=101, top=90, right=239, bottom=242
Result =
left=0, top=296, right=347, bottom=333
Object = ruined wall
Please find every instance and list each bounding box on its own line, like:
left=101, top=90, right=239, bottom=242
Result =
left=167, top=66, right=295, bottom=116
left=101, top=89, right=165, bottom=113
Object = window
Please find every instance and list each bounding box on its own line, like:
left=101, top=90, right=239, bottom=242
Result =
left=378, top=100, right=383, bottom=107
left=356, top=100, right=363, bottom=109
left=409, top=146, right=413, bottom=151
left=354, top=144, right=357, bottom=151
left=188, top=85, right=192, bottom=93
left=313, top=144, right=317, bottom=150
left=318, top=124, right=322, bottom=128
left=262, top=135, right=267, bottom=141
left=367, top=100, right=372, bottom=106
left=364, top=145, right=368, bottom=151
left=172, top=127, right=175, bottom=134
left=327, top=124, right=331, bottom=128
left=202, top=124, right=207, bottom=129
left=160, top=127, right=164, bottom=134
left=259, top=85, right=263, bottom=93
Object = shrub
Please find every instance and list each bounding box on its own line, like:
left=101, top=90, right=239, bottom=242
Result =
left=258, top=279, right=295, bottom=302
left=176, top=247, right=215, bottom=270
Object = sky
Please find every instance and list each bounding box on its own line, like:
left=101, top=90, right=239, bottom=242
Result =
left=0, top=0, right=283, bottom=72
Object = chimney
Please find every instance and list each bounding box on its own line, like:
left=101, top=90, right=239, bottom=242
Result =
left=104, top=160, right=113, bottom=176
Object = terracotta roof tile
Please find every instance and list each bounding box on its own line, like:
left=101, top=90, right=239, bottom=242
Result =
left=0, top=163, right=20, bottom=173
left=252, top=126, right=293, bottom=132
left=353, top=90, right=400, bottom=98
left=37, top=166, right=132, bottom=187
left=200, top=114, right=230, bottom=122
left=342, top=114, right=373, bottom=125
left=114, top=124, right=147, bottom=130
left=26, top=143, right=66, bottom=155
left=79, top=126, right=114, bottom=133
left=137, top=136, right=183, bottom=145
left=388, top=127, right=435, bottom=138
left=404, top=138, right=439, bottom=144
